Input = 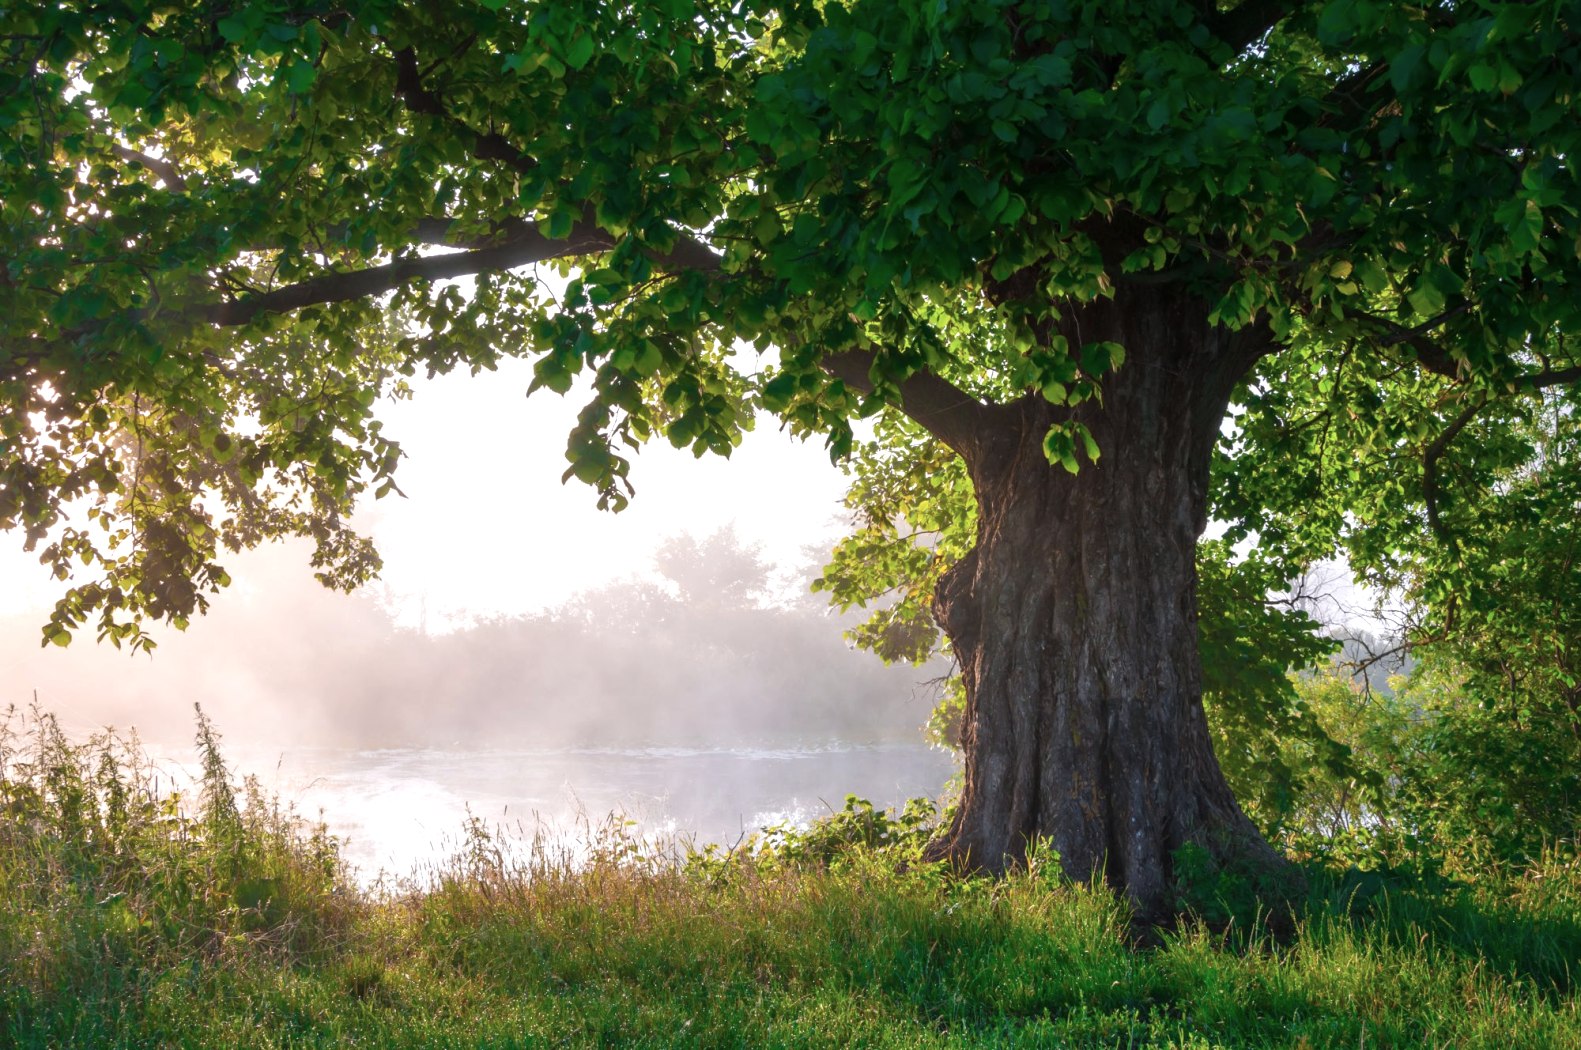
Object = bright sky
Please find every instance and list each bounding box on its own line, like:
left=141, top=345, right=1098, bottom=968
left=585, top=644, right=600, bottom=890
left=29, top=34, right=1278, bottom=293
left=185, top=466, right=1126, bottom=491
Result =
left=366, top=360, right=855, bottom=627
left=0, top=358, right=855, bottom=631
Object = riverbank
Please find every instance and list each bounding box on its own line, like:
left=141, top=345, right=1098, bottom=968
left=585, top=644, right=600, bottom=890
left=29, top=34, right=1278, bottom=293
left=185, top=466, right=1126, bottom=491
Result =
left=4, top=712, right=1578, bottom=1048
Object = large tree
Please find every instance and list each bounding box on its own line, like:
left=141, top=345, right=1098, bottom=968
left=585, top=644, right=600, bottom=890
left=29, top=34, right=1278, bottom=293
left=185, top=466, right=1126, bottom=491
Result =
left=3, top=0, right=1579, bottom=916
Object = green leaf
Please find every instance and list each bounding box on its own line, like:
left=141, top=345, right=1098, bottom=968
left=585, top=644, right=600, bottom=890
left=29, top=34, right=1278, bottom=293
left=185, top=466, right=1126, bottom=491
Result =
left=1354, top=257, right=1389, bottom=294
left=285, top=60, right=316, bottom=95
left=563, top=456, right=606, bottom=485
left=566, top=33, right=596, bottom=71
left=1075, top=422, right=1100, bottom=464
left=1042, top=426, right=1080, bottom=474
left=761, top=372, right=799, bottom=411
left=633, top=342, right=663, bottom=377
left=1507, top=198, right=1543, bottom=254
left=540, top=208, right=575, bottom=240
left=1389, top=45, right=1424, bottom=92
left=1317, top=0, right=1357, bottom=44
left=1080, top=341, right=1126, bottom=376
left=1406, top=279, right=1446, bottom=319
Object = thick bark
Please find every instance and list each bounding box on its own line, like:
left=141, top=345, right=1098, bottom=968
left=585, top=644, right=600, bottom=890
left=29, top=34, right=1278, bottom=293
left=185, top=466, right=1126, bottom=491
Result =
left=925, top=286, right=1290, bottom=921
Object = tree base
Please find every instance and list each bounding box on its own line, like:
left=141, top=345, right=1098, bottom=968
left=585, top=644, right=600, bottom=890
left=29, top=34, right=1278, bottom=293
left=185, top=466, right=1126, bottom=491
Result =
left=923, top=820, right=1305, bottom=930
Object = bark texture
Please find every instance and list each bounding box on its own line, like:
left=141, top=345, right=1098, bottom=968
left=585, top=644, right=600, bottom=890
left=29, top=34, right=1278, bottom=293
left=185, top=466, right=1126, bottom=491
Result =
left=925, top=285, right=1289, bottom=920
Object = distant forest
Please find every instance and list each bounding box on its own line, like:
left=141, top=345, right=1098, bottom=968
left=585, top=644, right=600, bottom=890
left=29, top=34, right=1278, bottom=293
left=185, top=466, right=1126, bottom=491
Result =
left=3, top=530, right=945, bottom=749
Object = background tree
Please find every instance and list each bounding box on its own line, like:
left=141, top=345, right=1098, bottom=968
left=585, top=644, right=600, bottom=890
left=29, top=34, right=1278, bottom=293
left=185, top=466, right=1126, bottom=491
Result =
left=3, top=0, right=1579, bottom=916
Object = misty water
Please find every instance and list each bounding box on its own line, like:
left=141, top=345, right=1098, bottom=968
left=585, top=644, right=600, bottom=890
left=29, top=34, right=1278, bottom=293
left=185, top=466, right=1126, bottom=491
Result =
left=163, top=739, right=956, bottom=880
left=7, top=533, right=960, bottom=882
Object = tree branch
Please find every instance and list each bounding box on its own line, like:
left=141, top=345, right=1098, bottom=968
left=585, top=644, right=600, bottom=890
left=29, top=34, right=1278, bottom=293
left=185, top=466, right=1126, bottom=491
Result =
left=1353, top=305, right=1471, bottom=379
left=212, top=210, right=723, bottom=329
left=389, top=45, right=722, bottom=277
left=393, top=46, right=538, bottom=177
left=112, top=144, right=187, bottom=191
left=1422, top=395, right=1485, bottom=548
left=821, top=349, right=998, bottom=455
left=1355, top=305, right=1581, bottom=393
left=1206, top=0, right=1294, bottom=52
left=1513, top=363, right=1581, bottom=392
left=206, top=222, right=616, bottom=327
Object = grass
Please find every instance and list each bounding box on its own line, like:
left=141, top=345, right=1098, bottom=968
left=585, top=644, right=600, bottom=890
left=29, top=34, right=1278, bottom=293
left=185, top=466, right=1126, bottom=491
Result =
left=2, top=706, right=1578, bottom=1048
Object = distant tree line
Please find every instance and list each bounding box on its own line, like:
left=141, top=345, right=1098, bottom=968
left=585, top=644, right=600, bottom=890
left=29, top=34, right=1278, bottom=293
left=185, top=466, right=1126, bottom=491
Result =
left=4, top=531, right=945, bottom=751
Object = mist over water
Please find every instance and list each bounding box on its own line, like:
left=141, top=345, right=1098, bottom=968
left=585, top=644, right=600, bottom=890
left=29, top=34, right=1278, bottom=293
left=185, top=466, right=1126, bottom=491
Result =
left=141, top=740, right=955, bottom=880
left=3, top=530, right=956, bottom=876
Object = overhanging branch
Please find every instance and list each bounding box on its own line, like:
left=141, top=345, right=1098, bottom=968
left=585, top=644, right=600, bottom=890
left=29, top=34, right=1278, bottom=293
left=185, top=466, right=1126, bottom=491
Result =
left=393, top=46, right=538, bottom=178
left=1513, top=363, right=1581, bottom=392
left=206, top=222, right=614, bottom=327
left=389, top=44, right=721, bottom=279
left=822, top=349, right=998, bottom=456
left=209, top=208, right=723, bottom=328
left=1356, top=305, right=1581, bottom=393
left=1420, top=360, right=1579, bottom=546
left=112, top=145, right=187, bottom=191
left=1355, top=305, right=1471, bottom=379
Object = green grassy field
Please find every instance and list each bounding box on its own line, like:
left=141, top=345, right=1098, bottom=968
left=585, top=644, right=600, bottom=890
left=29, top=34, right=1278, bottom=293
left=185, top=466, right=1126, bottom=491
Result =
left=3, top=710, right=1577, bottom=1049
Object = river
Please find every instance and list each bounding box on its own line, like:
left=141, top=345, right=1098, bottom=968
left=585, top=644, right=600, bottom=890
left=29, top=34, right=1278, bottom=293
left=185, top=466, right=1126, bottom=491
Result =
left=163, top=740, right=958, bottom=882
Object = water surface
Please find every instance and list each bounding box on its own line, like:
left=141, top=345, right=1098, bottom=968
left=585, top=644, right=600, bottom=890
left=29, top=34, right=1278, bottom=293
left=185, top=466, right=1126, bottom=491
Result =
left=170, top=741, right=958, bottom=880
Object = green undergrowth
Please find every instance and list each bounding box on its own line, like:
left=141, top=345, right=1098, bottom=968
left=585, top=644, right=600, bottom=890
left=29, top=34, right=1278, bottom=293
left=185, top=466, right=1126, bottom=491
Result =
left=2, top=708, right=1578, bottom=1049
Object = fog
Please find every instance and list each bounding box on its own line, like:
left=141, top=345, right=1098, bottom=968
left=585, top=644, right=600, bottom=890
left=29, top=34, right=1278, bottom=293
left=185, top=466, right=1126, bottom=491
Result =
left=0, top=359, right=956, bottom=870
left=1, top=528, right=956, bottom=872
left=2, top=528, right=944, bottom=750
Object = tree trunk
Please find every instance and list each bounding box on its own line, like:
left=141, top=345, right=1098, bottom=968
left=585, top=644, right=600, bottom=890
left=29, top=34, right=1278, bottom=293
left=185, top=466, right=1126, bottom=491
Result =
left=927, top=287, right=1292, bottom=921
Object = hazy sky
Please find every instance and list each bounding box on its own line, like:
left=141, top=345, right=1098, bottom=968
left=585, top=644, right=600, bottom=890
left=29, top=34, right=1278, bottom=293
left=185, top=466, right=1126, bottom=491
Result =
left=0, top=358, right=853, bottom=631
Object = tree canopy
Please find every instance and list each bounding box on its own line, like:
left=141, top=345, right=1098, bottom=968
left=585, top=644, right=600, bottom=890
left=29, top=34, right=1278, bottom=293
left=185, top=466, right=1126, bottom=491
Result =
left=4, top=0, right=1576, bottom=648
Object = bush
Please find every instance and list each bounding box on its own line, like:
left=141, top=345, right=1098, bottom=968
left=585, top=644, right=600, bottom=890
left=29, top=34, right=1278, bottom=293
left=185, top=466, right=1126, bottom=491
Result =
left=0, top=702, right=355, bottom=1021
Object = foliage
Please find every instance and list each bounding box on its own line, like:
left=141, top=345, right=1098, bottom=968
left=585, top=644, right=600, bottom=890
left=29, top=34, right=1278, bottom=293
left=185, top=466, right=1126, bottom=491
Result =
left=1207, top=649, right=1581, bottom=879
left=4, top=0, right=1578, bottom=656
left=1206, top=663, right=1405, bottom=844
left=1369, top=400, right=1581, bottom=866
left=692, top=793, right=942, bottom=876
left=1187, top=544, right=1344, bottom=833
left=0, top=704, right=352, bottom=995
left=5, top=711, right=1581, bottom=1048
left=1386, top=655, right=1581, bottom=872
left=1208, top=235, right=1581, bottom=866
left=815, top=413, right=976, bottom=667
